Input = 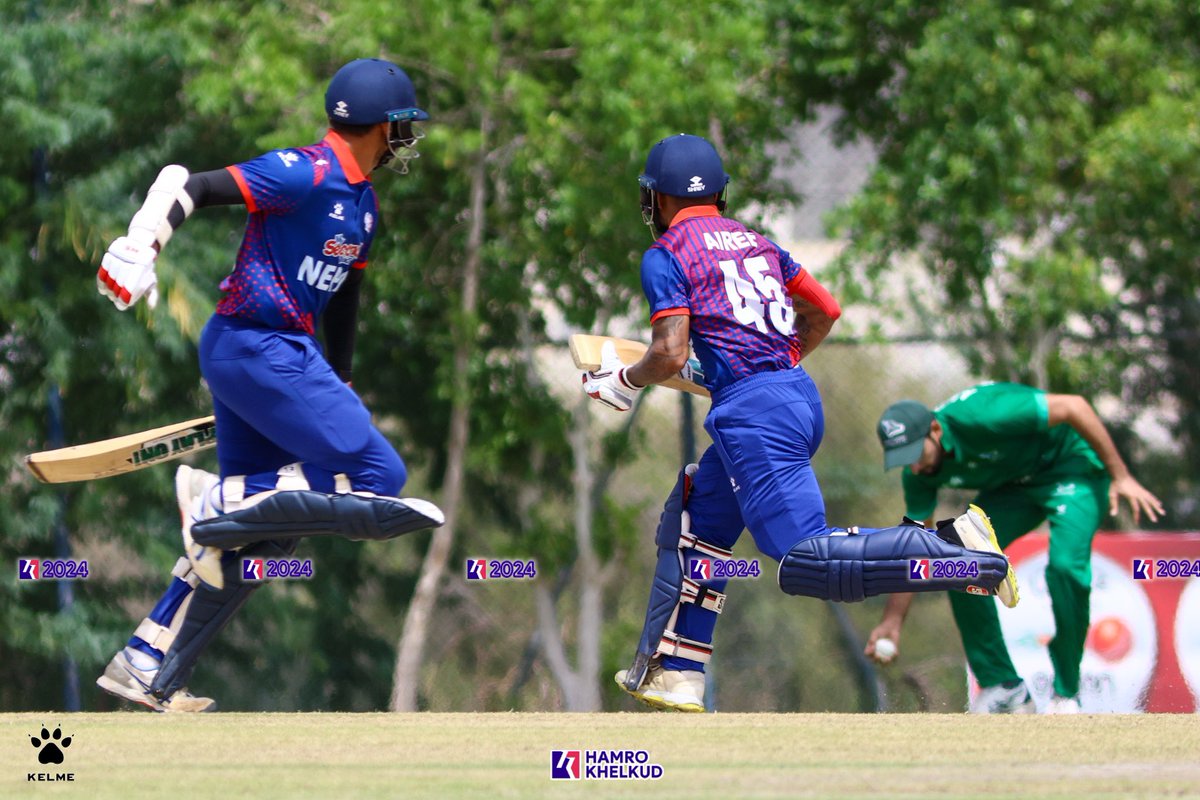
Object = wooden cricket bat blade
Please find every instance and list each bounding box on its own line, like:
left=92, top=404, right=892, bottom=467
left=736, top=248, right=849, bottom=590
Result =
left=25, top=415, right=217, bottom=483
left=569, top=334, right=709, bottom=397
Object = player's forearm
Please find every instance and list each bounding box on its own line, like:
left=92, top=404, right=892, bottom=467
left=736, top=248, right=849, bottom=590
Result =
left=1049, top=395, right=1132, bottom=480
left=627, top=315, right=690, bottom=387
left=881, top=592, right=915, bottom=624
left=793, top=297, right=836, bottom=357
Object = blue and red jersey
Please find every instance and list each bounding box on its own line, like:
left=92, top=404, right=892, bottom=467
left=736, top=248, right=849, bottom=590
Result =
left=640, top=206, right=809, bottom=391
left=217, top=130, right=377, bottom=334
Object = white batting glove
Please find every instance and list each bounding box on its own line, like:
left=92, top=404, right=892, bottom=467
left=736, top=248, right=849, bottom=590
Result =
left=582, top=341, right=642, bottom=411
left=98, top=236, right=159, bottom=310
left=679, top=357, right=705, bottom=386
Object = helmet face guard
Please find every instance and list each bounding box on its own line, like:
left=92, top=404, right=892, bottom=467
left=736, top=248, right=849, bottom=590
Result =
left=382, top=108, right=427, bottom=175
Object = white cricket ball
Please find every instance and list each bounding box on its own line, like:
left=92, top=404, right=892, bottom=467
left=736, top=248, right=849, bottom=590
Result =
left=873, top=638, right=897, bottom=664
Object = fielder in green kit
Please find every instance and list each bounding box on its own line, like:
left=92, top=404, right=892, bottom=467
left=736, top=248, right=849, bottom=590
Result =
left=868, top=382, right=1163, bottom=713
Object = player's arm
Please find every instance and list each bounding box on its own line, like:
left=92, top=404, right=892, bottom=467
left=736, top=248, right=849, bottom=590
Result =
left=98, top=167, right=245, bottom=310
left=787, top=270, right=841, bottom=358
left=625, top=314, right=691, bottom=388
left=1046, top=394, right=1164, bottom=523
left=322, top=268, right=364, bottom=383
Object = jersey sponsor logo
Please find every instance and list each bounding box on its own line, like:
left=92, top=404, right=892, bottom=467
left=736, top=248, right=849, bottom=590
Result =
left=702, top=230, right=759, bottom=251
left=687, top=175, right=706, bottom=193
left=364, top=212, right=373, bottom=233
left=322, top=234, right=362, bottom=265
left=276, top=151, right=300, bottom=168
left=329, top=203, right=345, bottom=221
left=297, top=256, right=350, bottom=293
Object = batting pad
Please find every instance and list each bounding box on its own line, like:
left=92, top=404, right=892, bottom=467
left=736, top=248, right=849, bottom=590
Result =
left=777, top=525, right=1009, bottom=602
left=191, top=490, right=444, bottom=549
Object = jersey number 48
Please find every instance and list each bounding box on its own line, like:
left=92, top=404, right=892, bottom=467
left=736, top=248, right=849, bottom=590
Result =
left=718, top=255, right=795, bottom=336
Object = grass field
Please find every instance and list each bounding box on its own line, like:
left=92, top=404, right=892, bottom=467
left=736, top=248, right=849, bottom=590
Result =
left=2, top=712, right=1198, bottom=799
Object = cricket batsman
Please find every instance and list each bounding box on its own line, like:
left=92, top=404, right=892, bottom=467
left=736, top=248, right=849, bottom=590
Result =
left=583, top=134, right=1021, bottom=712
left=93, top=58, right=443, bottom=711
left=868, top=385, right=1164, bottom=712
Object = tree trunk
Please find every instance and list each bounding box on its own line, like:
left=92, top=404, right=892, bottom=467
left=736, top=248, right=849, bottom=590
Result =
left=389, top=110, right=489, bottom=712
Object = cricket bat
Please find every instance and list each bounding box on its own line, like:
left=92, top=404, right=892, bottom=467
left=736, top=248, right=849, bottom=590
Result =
left=569, top=334, right=710, bottom=398
left=25, top=416, right=217, bottom=484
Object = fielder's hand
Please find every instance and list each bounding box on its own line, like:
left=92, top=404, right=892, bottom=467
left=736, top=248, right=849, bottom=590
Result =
left=582, top=341, right=642, bottom=411
left=98, top=236, right=159, bottom=311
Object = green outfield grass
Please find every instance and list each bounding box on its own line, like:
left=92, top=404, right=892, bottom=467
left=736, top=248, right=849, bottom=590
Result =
left=2, top=712, right=1198, bottom=799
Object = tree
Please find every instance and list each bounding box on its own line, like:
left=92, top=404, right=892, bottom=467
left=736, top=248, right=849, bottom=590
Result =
left=777, top=0, right=1200, bottom=521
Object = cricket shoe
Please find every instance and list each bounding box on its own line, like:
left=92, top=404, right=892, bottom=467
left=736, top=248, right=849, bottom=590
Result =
left=969, top=680, right=1037, bottom=714
left=1044, top=693, right=1082, bottom=714
left=177, top=465, right=225, bottom=590
left=614, top=664, right=705, bottom=713
left=96, top=649, right=216, bottom=713
left=940, top=504, right=1019, bottom=608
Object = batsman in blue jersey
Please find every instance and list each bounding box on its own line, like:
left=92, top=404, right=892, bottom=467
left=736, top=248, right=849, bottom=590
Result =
left=94, top=59, right=444, bottom=712
left=583, top=134, right=1021, bottom=712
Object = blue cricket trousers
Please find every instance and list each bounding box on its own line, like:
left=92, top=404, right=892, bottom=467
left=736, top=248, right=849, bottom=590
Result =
left=198, top=314, right=406, bottom=496
left=662, top=368, right=827, bottom=671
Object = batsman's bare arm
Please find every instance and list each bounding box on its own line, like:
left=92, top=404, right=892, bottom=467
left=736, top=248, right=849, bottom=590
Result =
left=1045, top=394, right=1164, bottom=524
left=625, top=315, right=691, bottom=388
left=789, top=270, right=841, bottom=358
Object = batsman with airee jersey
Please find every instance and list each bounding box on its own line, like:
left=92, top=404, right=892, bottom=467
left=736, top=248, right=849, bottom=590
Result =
left=581, top=134, right=1021, bottom=713
left=93, top=58, right=444, bottom=712
left=869, top=384, right=1164, bottom=713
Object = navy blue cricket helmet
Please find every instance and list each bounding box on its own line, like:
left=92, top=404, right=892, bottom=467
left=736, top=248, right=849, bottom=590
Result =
left=639, top=134, right=729, bottom=232
left=325, top=58, right=428, bottom=125
left=325, top=58, right=430, bottom=173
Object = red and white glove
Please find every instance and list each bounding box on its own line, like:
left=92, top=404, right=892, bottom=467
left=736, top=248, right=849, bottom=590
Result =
left=98, top=235, right=159, bottom=310
left=582, top=341, right=642, bottom=412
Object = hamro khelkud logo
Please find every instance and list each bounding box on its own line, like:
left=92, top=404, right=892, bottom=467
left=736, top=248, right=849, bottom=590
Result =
left=550, top=749, right=663, bottom=780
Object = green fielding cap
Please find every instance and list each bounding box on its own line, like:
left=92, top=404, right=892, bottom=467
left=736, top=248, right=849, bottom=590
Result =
left=877, top=400, right=934, bottom=471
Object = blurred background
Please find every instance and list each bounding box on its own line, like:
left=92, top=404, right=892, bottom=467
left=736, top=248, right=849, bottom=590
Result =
left=1, top=0, right=1196, bottom=713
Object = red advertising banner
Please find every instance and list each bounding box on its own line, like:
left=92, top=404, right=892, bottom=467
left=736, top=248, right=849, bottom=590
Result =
left=972, top=532, right=1200, bottom=713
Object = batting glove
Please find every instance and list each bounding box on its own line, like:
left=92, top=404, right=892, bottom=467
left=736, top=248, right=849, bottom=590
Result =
left=582, top=341, right=642, bottom=412
left=98, top=236, right=159, bottom=311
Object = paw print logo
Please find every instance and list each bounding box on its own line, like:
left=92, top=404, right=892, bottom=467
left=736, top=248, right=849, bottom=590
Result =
left=29, top=726, right=72, bottom=764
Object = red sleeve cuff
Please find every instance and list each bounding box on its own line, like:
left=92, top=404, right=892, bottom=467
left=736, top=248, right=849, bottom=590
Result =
left=226, top=165, right=257, bottom=213
left=650, top=307, right=691, bottom=324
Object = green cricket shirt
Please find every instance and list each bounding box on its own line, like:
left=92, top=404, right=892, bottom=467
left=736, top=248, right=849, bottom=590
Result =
left=901, top=383, right=1106, bottom=520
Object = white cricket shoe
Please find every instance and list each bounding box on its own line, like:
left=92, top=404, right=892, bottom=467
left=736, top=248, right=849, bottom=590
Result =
left=177, top=465, right=225, bottom=590
left=96, top=649, right=216, bottom=713
left=952, top=504, right=1019, bottom=608
left=614, top=663, right=705, bottom=713
left=1044, top=694, right=1082, bottom=714
left=969, top=681, right=1037, bottom=714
